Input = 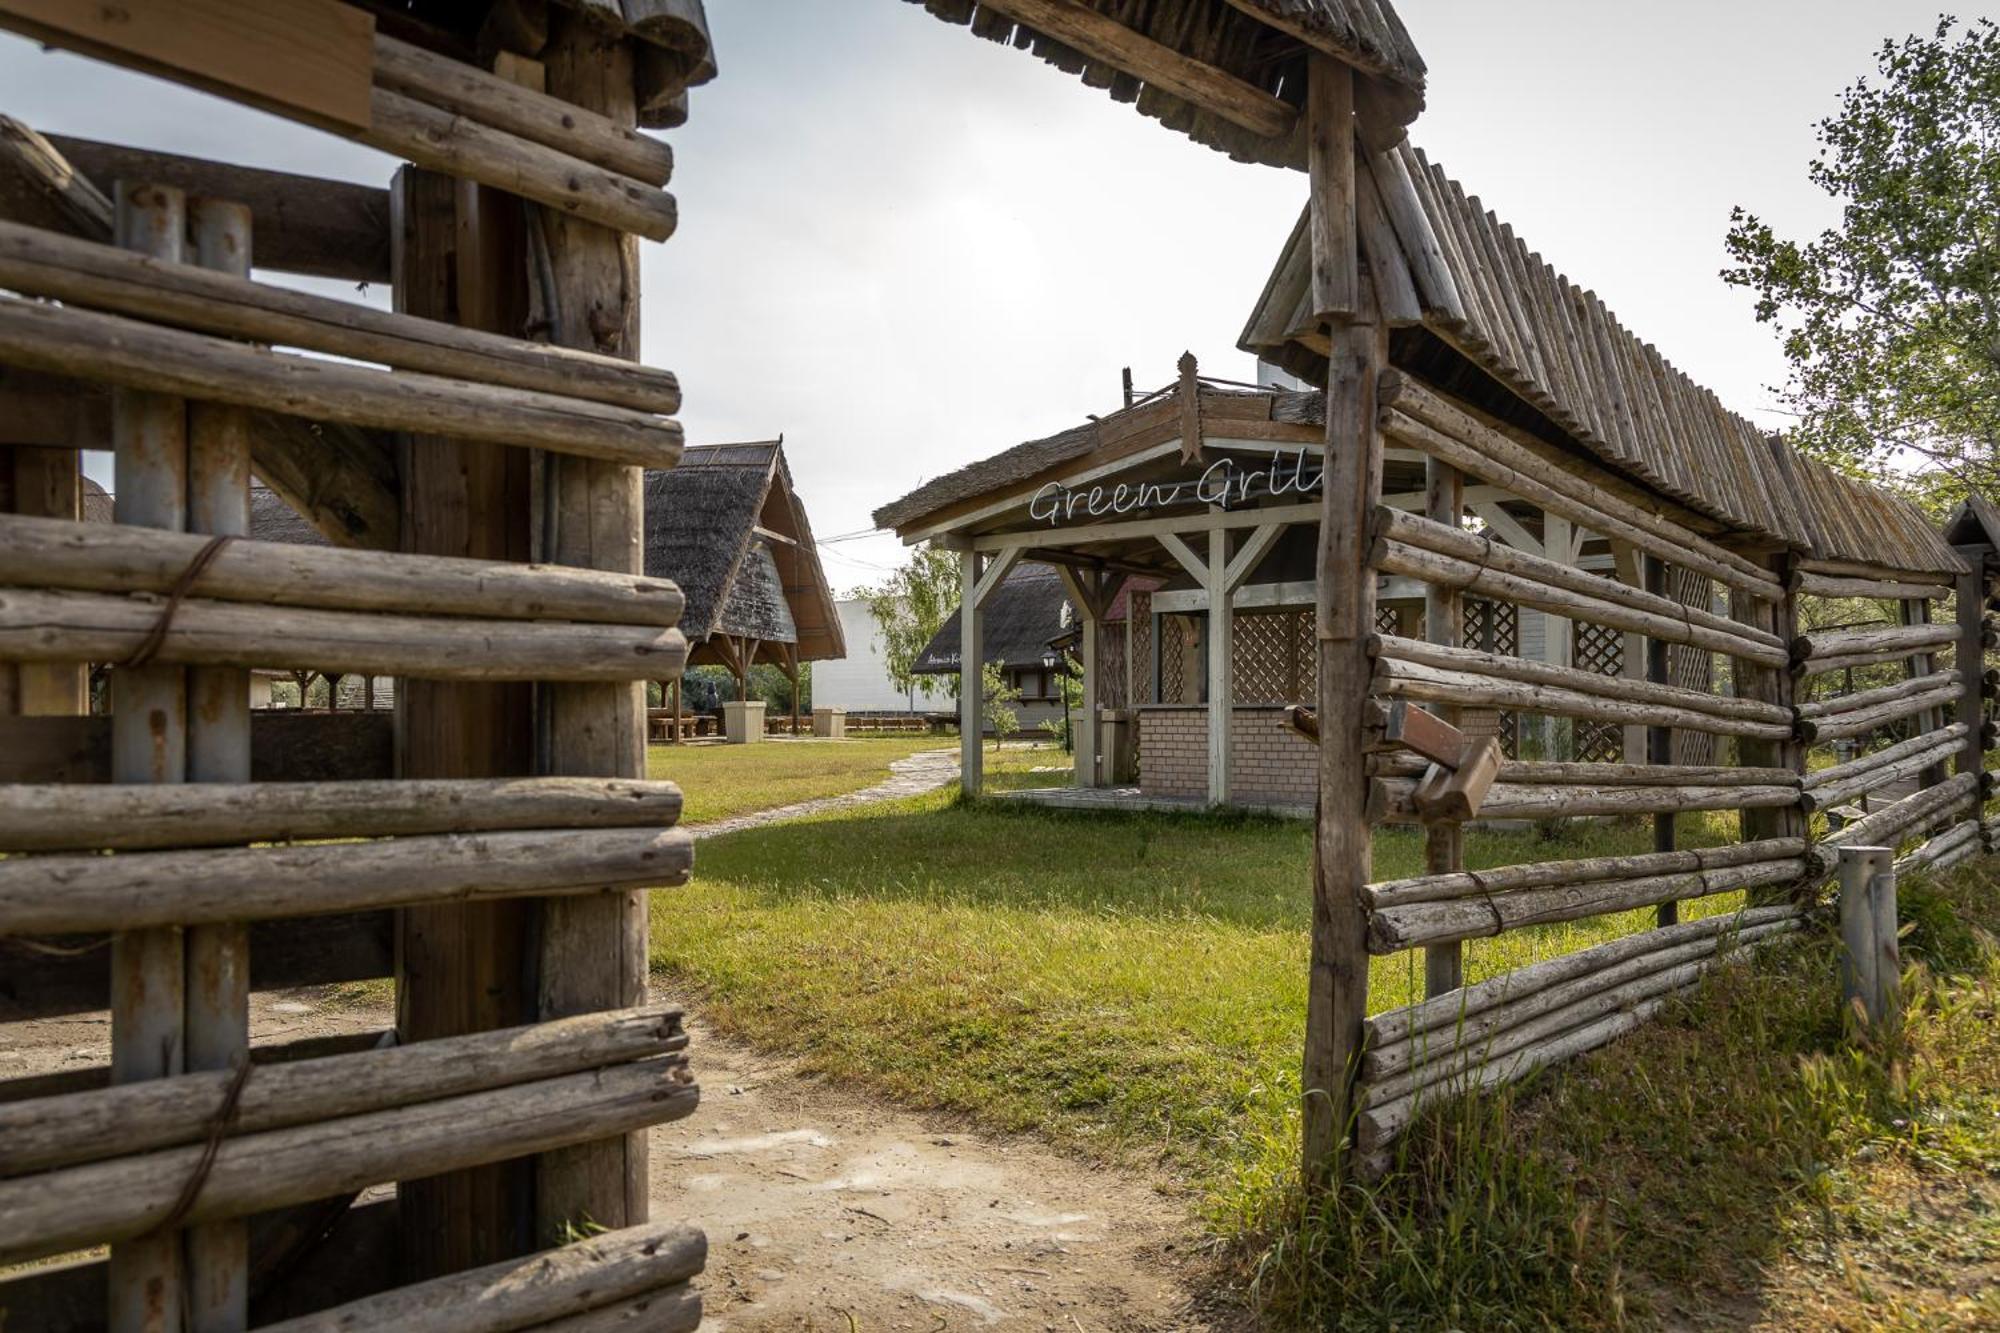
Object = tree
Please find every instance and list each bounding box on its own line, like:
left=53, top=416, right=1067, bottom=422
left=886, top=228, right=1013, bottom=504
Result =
left=1723, top=17, right=2000, bottom=510
left=863, top=544, right=963, bottom=706
left=980, top=661, right=1022, bottom=750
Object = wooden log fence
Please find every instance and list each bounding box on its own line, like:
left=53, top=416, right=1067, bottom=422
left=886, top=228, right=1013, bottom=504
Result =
left=1793, top=621, right=1986, bottom=678
left=1371, top=655, right=1793, bottom=740
left=0, top=825, right=694, bottom=935
left=1354, top=909, right=1805, bottom=1154
left=0, top=776, right=683, bottom=852
left=1801, top=726, right=1968, bottom=811
left=1793, top=570, right=1952, bottom=601
left=1821, top=771, right=1985, bottom=856
left=1369, top=777, right=1798, bottom=825
left=1796, top=677, right=1964, bottom=744
left=0, top=586, right=686, bottom=682
left=0, top=1058, right=699, bottom=1268
left=1365, top=838, right=1807, bottom=910
left=0, top=1004, right=686, bottom=1176
left=1367, top=752, right=1796, bottom=787
left=0, top=296, right=684, bottom=467
left=1894, top=819, right=1983, bottom=877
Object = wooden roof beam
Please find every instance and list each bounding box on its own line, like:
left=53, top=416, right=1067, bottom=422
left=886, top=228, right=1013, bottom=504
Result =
left=975, top=0, right=1298, bottom=140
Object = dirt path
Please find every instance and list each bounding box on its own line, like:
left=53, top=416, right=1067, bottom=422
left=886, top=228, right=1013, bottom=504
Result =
left=690, top=749, right=960, bottom=839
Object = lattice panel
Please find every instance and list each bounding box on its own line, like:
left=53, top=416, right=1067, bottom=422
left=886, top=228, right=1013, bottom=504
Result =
left=1374, top=603, right=1401, bottom=636
left=1159, top=614, right=1194, bottom=703
left=1129, top=591, right=1151, bottom=705
left=1462, top=598, right=1520, bottom=757
left=1668, top=570, right=1718, bottom=765
left=1098, top=621, right=1127, bottom=710
left=1572, top=620, right=1624, bottom=763
left=1234, top=610, right=1307, bottom=703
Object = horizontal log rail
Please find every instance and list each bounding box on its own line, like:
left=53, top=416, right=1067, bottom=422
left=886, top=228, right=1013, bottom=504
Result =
left=1801, top=729, right=1968, bottom=812
left=259, top=1216, right=703, bottom=1332
left=1797, top=680, right=1962, bottom=744
left=1371, top=657, right=1795, bottom=741
left=1363, top=917, right=1802, bottom=1082
left=0, top=1058, right=699, bottom=1267
left=371, top=33, right=675, bottom=187
left=0, top=513, right=683, bottom=626
left=1375, top=507, right=1785, bottom=651
left=0, top=220, right=681, bottom=413
left=1793, top=569, right=1952, bottom=601
left=1797, top=669, right=1963, bottom=719
left=1358, top=924, right=1802, bottom=1136
left=1373, top=636, right=1792, bottom=725
left=1365, top=858, right=1805, bottom=950
left=1792, top=621, right=1959, bottom=663
left=0, top=296, right=684, bottom=467
left=0, top=826, right=694, bottom=935
left=1367, top=752, right=1797, bottom=787
left=263, top=1222, right=701, bottom=1333
left=0, top=587, right=686, bottom=681
left=1895, top=819, right=1983, bottom=878
left=0, top=1004, right=685, bottom=1176
left=1364, top=837, right=1806, bottom=910
left=1364, top=904, right=1804, bottom=1049
left=1802, top=723, right=1968, bottom=791
left=1373, top=539, right=1788, bottom=665
left=1379, top=375, right=1784, bottom=599
left=1369, top=778, right=1800, bottom=825
left=1797, top=555, right=1967, bottom=587
left=0, top=777, right=683, bottom=852
left=1822, top=771, right=1983, bottom=854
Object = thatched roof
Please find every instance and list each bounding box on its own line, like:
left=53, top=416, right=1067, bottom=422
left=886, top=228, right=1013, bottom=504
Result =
left=913, top=563, right=1071, bottom=675
left=643, top=440, right=845, bottom=663
left=904, top=0, right=1424, bottom=170
left=1943, top=495, right=2000, bottom=554
left=1238, top=143, right=1967, bottom=576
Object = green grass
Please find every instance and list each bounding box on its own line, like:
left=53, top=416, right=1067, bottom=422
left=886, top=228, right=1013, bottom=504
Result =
left=653, top=796, right=1740, bottom=1202
left=644, top=735, right=951, bottom=824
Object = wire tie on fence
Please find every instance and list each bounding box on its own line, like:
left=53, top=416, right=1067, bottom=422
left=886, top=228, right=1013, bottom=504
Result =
left=156, top=1055, right=254, bottom=1236
left=122, top=534, right=236, bottom=671
left=1465, top=868, right=1506, bottom=936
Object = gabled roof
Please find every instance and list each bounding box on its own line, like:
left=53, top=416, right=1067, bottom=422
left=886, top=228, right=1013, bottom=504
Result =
left=905, top=0, right=1424, bottom=170
left=643, top=440, right=845, bottom=662
left=1944, top=495, right=2000, bottom=552
left=1239, top=143, right=1966, bottom=576
left=913, top=564, right=1071, bottom=674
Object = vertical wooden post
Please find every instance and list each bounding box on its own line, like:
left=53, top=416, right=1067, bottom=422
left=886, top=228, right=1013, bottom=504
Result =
left=537, top=13, right=651, bottom=1242
left=392, top=164, right=537, bottom=1278
left=6, top=449, right=85, bottom=712
left=1733, top=557, right=1804, bottom=901
left=1422, top=458, right=1462, bottom=997
left=1644, top=556, right=1677, bottom=923
left=1955, top=548, right=1990, bottom=780
left=960, top=550, right=983, bottom=795
left=1076, top=595, right=1100, bottom=788
left=1207, top=531, right=1233, bottom=806
left=1302, top=51, right=1378, bottom=1183
left=184, top=195, right=253, bottom=1333
left=1900, top=597, right=1948, bottom=789
left=108, top=179, right=189, bottom=1333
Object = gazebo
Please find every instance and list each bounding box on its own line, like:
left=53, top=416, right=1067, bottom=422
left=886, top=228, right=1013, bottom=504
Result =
left=645, top=440, right=844, bottom=738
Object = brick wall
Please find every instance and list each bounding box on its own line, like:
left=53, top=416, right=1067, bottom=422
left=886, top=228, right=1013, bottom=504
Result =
left=1138, top=705, right=1316, bottom=807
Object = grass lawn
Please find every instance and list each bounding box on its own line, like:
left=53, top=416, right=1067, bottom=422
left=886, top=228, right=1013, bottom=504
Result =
left=653, top=791, right=2000, bottom=1326
left=644, top=735, right=952, bottom=824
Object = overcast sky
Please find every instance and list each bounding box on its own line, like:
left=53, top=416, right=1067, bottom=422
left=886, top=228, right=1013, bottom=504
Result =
left=0, top=2, right=1954, bottom=590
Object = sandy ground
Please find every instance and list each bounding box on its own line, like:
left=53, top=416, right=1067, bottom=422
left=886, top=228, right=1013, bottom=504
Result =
left=2, top=989, right=1221, bottom=1331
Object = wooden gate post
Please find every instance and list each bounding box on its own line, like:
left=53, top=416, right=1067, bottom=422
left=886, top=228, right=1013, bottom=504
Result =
left=1301, top=52, right=1381, bottom=1182
left=1733, top=557, right=1805, bottom=901
left=107, top=179, right=190, bottom=1333
left=1421, top=457, right=1463, bottom=996
left=183, top=195, right=254, bottom=1333
left=537, top=12, right=653, bottom=1242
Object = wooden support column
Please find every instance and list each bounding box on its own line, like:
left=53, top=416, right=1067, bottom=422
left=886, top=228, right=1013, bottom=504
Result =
left=1613, top=543, right=1647, bottom=765
left=960, top=547, right=1023, bottom=794
left=1643, top=555, right=1677, bottom=923
left=1732, top=557, right=1803, bottom=903
left=1901, top=597, right=1948, bottom=789
left=537, top=14, right=651, bottom=1244
left=391, top=164, right=537, bottom=1279
left=1055, top=566, right=1109, bottom=789
left=1422, top=458, right=1462, bottom=997
left=1954, top=545, right=1990, bottom=780
left=1302, top=50, right=1379, bottom=1184
left=3, top=448, right=86, bottom=713
left=1207, top=534, right=1233, bottom=805
left=108, top=180, right=189, bottom=1333
left=183, top=195, right=253, bottom=1333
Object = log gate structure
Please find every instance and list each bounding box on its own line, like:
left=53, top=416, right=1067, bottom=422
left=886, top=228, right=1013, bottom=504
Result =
left=0, top=1, right=716, bottom=1328
left=885, top=0, right=2000, bottom=1185
left=0, top=0, right=1994, bottom=1326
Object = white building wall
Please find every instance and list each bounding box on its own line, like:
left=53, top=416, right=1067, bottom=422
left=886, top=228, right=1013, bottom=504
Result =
left=814, top=599, right=921, bottom=712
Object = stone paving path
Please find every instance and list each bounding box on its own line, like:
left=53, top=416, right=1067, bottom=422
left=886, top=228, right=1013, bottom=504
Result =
left=687, top=748, right=961, bottom=839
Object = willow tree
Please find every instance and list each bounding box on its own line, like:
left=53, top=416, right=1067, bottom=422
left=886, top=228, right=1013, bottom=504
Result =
left=1724, top=16, right=2000, bottom=511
